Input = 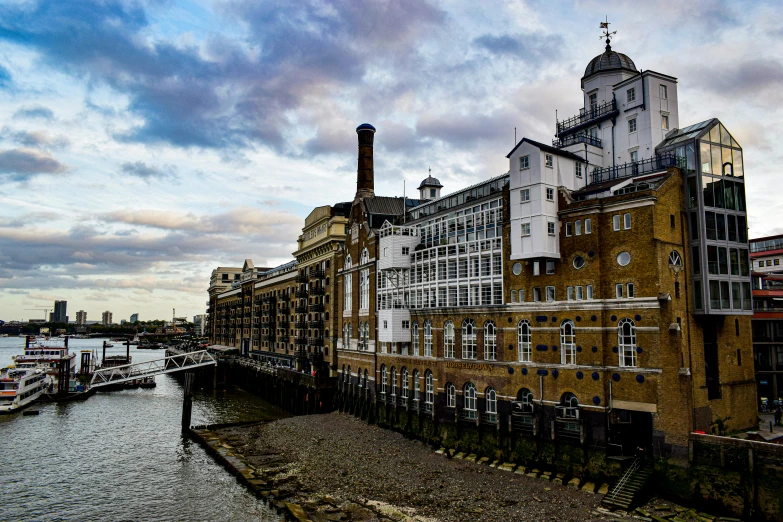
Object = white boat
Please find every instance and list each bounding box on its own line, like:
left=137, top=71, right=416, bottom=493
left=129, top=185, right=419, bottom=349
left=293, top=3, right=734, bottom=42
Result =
left=0, top=368, right=48, bottom=414
left=12, top=339, right=77, bottom=392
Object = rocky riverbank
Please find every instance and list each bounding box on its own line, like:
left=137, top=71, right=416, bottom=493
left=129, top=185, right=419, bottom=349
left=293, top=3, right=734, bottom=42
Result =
left=214, top=412, right=619, bottom=521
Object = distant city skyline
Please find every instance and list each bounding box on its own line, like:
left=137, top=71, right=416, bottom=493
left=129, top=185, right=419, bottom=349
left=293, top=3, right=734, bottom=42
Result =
left=1, top=0, right=781, bottom=320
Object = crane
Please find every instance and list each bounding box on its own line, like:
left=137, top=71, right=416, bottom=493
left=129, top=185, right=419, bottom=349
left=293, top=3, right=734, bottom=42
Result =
left=25, top=308, right=51, bottom=321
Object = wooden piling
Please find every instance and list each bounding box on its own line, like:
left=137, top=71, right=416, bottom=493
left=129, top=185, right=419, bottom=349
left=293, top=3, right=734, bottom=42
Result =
left=182, top=371, right=195, bottom=431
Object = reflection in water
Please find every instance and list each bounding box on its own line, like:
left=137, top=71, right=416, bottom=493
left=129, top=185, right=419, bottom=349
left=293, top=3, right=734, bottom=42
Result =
left=0, top=338, right=282, bottom=521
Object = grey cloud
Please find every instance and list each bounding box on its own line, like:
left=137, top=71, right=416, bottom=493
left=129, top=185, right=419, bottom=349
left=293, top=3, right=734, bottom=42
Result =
left=0, top=148, right=68, bottom=181
left=473, top=33, right=563, bottom=64
left=0, top=211, right=59, bottom=228
left=3, top=128, right=71, bottom=149
left=120, top=161, right=178, bottom=182
left=13, top=105, right=54, bottom=120
left=416, top=112, right=517, bottom=148
left=691, top=59, right=783, bottom=97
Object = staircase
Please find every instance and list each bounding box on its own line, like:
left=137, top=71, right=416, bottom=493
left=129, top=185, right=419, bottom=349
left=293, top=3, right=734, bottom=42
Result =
left=601, top=458, right=654, bottom=510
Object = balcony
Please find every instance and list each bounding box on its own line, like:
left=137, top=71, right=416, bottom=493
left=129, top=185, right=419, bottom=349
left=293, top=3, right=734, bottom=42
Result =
left=310, top=268, right=325, bottom=279
left=278, top=306, right=290, bottom=315
left=309, top=303, right=325, bottom=313
left=277, top=321, right=289, bottom=329
left=308, top=337, right=324, bottom=347
left=295, top=289, right=309, bottom=299
left=262, top=296, right=276, bottom=304
left=557, top=99, right=618, bottom=137
left=277, top=335, right=289, bottom=343
left=295, top=305, right=308, bottom=314
left=309, top=320, right=324, bottom=329
left=294, top=321, right=308, bottom=329
left=296, top=274, right=309, bottom=284
left=553, top=132, right=602, bottom=149
left=295, top=336, right=308, bottom=346
left=589, top=153, right=677, bottom=185
left=261, top=309, right=271, bottom=317
left=261, top=334, right=276, bottom=342
left=310, top=287, right=325, bottom=296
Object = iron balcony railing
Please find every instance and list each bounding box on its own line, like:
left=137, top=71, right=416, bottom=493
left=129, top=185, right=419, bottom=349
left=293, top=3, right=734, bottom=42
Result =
left=310, top=268, right=325, bottom=279
left=278, top=306, right=290, bottom=315
left=309, top=320, right=324, bottom=329
left=277, top=335, right=289, bottom=343
left=295, top=289, right=309, bottom=298
left=589, top=153, right=677, bottom=185
left=296, top=274, right=308, bottom=283
left=557, top=99, right=618, bottom=136
left=309, top=303, right=325, bottom=313
left=310, top=287, right=325, bottom=296
left=308, top=337, right=324, bottom=347
left=262, top=296, right=276, bottom=303
left=553, top=133, right=602, bottom=149
left=294, top=336, right=308, bottom=346
left=276, top=321, right=289, bottom=328
left=294, top=321, right=308, bottom=329
left=261, top=334, right=275, bottom=342
left=294, top=305, right=308, bottom=314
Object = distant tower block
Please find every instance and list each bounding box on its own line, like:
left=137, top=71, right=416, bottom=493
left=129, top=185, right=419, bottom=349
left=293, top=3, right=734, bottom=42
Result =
left=418, top=169, right=443, bottom=201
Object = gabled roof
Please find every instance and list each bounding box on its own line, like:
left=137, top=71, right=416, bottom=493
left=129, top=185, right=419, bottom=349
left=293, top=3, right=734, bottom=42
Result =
left=242, top=259, right=254, bottom=271
left=656, top=118, right=742, bottom=151
left=363, top=196, right=407, bottom=216
left=506, top=137, right=586, bottom=162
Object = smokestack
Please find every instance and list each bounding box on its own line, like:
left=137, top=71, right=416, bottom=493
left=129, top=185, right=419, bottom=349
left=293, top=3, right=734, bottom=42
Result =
left=355, top=123, right=376, bottom=199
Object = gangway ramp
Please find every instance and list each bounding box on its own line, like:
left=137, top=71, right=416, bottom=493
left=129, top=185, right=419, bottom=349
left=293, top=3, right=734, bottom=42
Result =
left=90, top=350, right=217, bottom=388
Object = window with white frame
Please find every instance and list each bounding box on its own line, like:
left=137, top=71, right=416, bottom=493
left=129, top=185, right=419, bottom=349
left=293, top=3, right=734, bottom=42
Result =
left=627, top=87, right=636, bottom=103
left=575, top=162, right=582, bottom=178
left=519, top=155, right=529, bottom=170
left=546, top=286, right=555, bottom=301
left=576, top=286, right=583, bottom=300
left=627, top=283, right=635, bottom=298
left=585, top=218, right=592, bottom=234
left=546, top=188, right=554, bottom=201
left=520, top=189, right=530, bottom=202
left=464, top=383, right=477, bottom=415
left=618, top=318, right=637, bottom=367
left=546, top=260, right=555, bottom=275
left=360, top=248, right=369, bottom=265
left=548, top=222, right=555, bottom=235
left=518, top=320, right=531, bottom=362
left=575, top=220, right=582, bottom=235
left=629, top=118, right=637, bottom=134
left=402, top=320, right=409, bottom=329
left=586, top=285, right=593, bottom=299
left=444, top=321, right=455, bottom=358
left=616, top=284, right=623, bottom=298
left=401, top=367, right=409, bottom=399
left=424, top=320, right=433, bottom=357
left=462, top=319, right=476, bottom=359
left=381, top=365, right=387, bottom=396
left=344, top=272, right=352, bottom=311
left=533, top=287, right=541, bottom=301
left=390, top=367, right=397, bottom=397
left=521, top=223, right=531, bottom=236
left=484, top=321, right=496, bottom=360
left=613, top=215, right=621, bottom=231
left=566, top=222, right=572, bottom=237
left=402, top=246, right=409, bottom=255
left=659, top=84, right=667, bottom=99
left=630, top=150, right=638, bottom=163
left=623, top=212, right=632, bottom=229
left=413, top=369, right=420, bottom=403
left=359, top=269, right=369, bottom=310
left=662, top=114, right=669, bottom=130
left=486, top=387, right=497, bottom=416
left=412, top=322, right=419, bottom=356
left=560, top=319, right=576, bottom=365
left=545, top=154, right=553, bottom=168
left=567, top=286, right=573, bottom=300
left=425, top=371, right=434, bottom=404
left=446, top=382, right=456, bottom=408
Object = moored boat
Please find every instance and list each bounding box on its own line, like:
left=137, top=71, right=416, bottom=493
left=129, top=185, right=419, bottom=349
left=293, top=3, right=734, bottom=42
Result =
left=0, top=368, right=48, bottom=414
left=11, top=337, right=77, bottom=393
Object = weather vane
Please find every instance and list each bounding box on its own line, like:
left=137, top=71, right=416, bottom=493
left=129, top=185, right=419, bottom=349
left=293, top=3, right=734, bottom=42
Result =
left=600, top=16, right=616, bottom=50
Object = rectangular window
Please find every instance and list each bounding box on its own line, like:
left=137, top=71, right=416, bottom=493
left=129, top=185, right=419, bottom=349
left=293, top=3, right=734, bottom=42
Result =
left=546, top=286, right=555, bottom=301
left=546, top=188, right=554, bottom=201
left=627, top=87, right=636, bottom=103
left=585, top=218, right=592, bottom=234
left=402, top=320, right=410, bottom=329
left=521, top=223, right=531, bottom=236
left=546, top=260, right=555, bottom=275
left=613, top=215, right=620, bottom=231
left=586, top=285, right=593, bottom=299
left=402, top=247, right=409, bottom=255
left=575, top=220, right=582, bottom=235
left=627, top=283, right=635, bottom=298
left=520, top=189, right=530, bottom=202
left=519, top=155, right=529, bottom=170
left=565, top=222, right=572, bottom=237
left=545, top=154, right=553, bottom=168
left=518, top=289, right=525, bottom=302
left=548, top=222, right=555, bottom=236
left=659, top=84, right=668, bottom=99
left=589, top=92, right=597, bottom=111
left=383, top=320, right=388, bottom=329
left=630, top=150, right=638, bottom=163
left=662, top=114, right=669, bottom=130
left=510, top=289, right=516, bottom=303
left=623, top=212, right=631, bottom=230
left=576, top=286, right=583, bottom=300
left=616, top=284, right=623, bottom=299
left=533, top=287, right=541, bottom=302
left=533, top=261, right=540, bottom=276
left=575, top=162, right=582, bottom=178
left=629, top=118, right=637, bottom=134
left=567, top=286, right=573, bottom=300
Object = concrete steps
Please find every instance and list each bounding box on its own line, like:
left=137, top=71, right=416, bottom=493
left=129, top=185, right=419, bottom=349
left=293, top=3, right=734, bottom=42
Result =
left=601, top=461, right=653, bottom=511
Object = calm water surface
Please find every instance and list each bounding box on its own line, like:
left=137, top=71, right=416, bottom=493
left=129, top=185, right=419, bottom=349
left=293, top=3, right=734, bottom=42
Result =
left=0, top=337, right=283, bottom=521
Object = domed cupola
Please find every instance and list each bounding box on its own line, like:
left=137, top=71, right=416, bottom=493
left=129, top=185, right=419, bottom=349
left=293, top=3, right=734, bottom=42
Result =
left=418, top=169, right=443, bottom=201
left=582, top=21, right=637, bottom=86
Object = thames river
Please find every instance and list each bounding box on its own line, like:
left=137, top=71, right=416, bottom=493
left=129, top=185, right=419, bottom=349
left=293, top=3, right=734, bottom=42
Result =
left=0, top=336, right=283, bottom=521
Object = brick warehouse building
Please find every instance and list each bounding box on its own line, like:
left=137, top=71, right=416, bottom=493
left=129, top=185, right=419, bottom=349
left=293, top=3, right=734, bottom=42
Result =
left=209, top=37, right=757, bottom=465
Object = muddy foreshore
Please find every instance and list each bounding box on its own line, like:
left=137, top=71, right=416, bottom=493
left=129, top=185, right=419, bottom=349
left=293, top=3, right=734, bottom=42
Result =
left=214, top=412, right=619, bottom=522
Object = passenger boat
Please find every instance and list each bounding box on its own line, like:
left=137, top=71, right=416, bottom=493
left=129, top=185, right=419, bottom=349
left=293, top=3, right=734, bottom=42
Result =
left=0, top=368, right=48, bottom=414
left=11, top=338, right=77, bottom=392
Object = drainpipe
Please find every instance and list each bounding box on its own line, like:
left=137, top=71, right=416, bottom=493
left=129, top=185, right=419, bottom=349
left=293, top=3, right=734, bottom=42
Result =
left=607, top=378, right=613, bottom=452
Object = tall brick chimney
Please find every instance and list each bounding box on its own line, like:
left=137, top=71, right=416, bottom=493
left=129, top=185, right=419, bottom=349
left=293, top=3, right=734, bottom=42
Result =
left=355, top=123, right=375, bottom=200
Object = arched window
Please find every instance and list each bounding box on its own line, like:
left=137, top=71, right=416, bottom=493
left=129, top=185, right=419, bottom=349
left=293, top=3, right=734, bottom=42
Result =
left=444, top=321, right=455, bottom=359
left=559, top=392, right=579, bottom=417
left=413, top=369, right=420, bottom=403
left=618, top=318, right=637, bottom=367
left=401, top=367, right=409, bottom=399
left=380, top=365, right=387, bottom=396
left=518, top=320, right=532, bottom=362
left=424, top=371, right=434, bottom=405
left=446, top=382, right=456, bottom=408
left=560, top=319, right=576, bottom=365
left=485, top=387, right=497, bottom=415
left=344, top=254, right=353, bottom=270
left=464, top=383, right=477, bottom=417
left=517, top=388, right=534, bottom=406
left=462, top=319, right=476, bottom=359
left=412, top=322, right=419, bottom=356
left=359, top=269, right=368, bottom=310
left=484, top=321, right=496, bottom=360
left=390, top=367, right=397, bottom=398
left=343, top=323, right=349, bottom=349
left=360, top=248, right=369, bottom=265
left=424, top=320, right=433, bottom=357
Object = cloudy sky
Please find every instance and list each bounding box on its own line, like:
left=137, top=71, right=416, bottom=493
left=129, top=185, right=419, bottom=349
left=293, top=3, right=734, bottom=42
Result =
left=0, top=0, right=780, bottom=323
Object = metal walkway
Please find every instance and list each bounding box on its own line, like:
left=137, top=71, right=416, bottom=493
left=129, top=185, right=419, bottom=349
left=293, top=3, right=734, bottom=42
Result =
left=90, top=350, right=217, bottom=388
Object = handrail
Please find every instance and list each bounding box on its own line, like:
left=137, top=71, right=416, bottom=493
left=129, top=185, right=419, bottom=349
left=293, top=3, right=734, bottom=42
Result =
left=607, top=456, right=640, bottom=505
left=90, top=350, right=217, bottom=388
left=590, top=153, right=677, bottom=185
left=557, top=100, right=617, bottom=135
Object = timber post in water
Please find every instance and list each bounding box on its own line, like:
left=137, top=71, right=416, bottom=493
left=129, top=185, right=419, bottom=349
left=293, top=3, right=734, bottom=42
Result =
left=182, top=371, right=195, bottom=431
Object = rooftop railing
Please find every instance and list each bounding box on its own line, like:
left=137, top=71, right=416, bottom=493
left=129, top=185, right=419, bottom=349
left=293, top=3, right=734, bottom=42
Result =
left=589, top=153, right=677, bottom=185
left=557, top=100, right=617, bottom=136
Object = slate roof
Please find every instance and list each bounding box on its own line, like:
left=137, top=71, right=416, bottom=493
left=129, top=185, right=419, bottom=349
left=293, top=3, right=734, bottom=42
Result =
left=506, top=137, right=586, bottom=162
left=583, top=45, right=637, bottom=79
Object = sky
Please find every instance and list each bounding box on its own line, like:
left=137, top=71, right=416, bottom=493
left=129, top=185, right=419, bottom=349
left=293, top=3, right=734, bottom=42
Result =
left=0, top=0, right=781, bottom=323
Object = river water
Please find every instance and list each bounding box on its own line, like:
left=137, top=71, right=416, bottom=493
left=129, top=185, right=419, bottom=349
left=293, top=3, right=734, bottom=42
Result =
left=0, top=337, right=284, bottom=521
